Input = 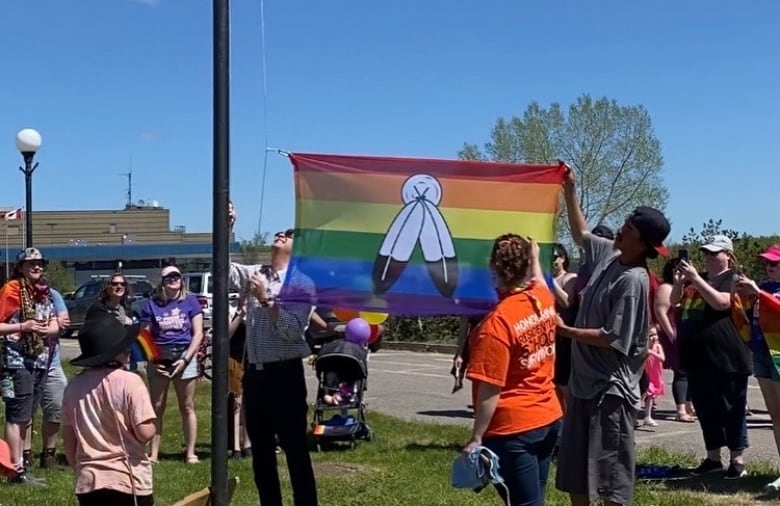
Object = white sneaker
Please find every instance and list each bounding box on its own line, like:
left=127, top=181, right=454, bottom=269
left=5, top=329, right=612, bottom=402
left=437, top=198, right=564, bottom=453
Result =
left=643, top=418, right=658, bottom=427
left=764, top=477, right=780, bottom=491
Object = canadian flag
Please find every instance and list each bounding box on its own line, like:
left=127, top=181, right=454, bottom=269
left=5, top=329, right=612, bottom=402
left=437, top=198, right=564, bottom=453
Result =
left=4, top=208, right=22, bottom=221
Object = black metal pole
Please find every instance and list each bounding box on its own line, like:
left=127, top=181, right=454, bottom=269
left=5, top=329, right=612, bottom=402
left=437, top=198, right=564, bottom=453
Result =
left=210, top=0, right=230, bottom=504
left=20, top=154, right=37, bottom=248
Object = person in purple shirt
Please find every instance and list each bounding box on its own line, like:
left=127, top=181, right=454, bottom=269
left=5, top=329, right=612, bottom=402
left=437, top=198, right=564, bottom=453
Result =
left=141, top=265, right=204, bottom=464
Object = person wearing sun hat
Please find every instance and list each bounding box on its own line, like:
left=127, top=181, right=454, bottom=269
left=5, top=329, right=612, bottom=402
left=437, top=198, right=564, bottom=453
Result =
left=731, top=244, right=780, bottom=490
left=0, top=247, right=60, bottom=486
left=61, top=314, right=156, bottom=506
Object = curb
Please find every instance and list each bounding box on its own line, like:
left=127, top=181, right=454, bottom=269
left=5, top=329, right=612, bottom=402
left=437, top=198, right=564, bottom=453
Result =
left=381, top=341, right=458, bottom=354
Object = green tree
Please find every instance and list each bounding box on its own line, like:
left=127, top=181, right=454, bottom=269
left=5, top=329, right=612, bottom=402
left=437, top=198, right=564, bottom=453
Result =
left=237, top=233, right=270, bottom=264
left=46, top=261, right=76, bottom=293
left=459, top=94, right=668, bottom=244
left=676, top=219, right=780, bottom=280
left=383, top=315, right=461, bottom=343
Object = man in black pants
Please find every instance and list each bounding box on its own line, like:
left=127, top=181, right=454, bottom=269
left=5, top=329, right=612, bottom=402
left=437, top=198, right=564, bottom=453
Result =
left=228, top=204, right=318, bottom=505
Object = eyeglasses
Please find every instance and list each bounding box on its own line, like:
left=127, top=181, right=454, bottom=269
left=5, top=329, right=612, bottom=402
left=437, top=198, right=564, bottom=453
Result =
left=163, top=274, right=181, bottom=282
left=111, top=281, right=127, bottom=287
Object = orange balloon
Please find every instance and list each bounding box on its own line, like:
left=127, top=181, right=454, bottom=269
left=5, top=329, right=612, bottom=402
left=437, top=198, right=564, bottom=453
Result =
left=333, top=308, right=359, bottom=321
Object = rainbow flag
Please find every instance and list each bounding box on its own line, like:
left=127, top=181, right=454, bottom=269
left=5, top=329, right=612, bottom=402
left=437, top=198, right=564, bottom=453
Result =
left=281, top=153, right=566, bottom=315
left=129, top=327, right=160, bottom=363
left=733, top=291, right=780, bottom=370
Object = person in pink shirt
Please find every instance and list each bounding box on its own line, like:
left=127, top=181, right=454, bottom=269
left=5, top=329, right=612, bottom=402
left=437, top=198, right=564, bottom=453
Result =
left=61, top=314, right=156, bottom=506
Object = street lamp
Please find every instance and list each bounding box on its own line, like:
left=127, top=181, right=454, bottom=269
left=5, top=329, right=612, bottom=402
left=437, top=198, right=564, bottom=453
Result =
left=15, top=128, right=42, bottom=248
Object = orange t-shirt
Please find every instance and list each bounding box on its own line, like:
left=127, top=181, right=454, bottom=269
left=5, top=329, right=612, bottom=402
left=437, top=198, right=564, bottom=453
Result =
left=466, top=282, right=562, bottom=437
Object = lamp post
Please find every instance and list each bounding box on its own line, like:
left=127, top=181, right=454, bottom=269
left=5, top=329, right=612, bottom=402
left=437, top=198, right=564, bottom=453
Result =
left=15, top=129, right=42, bottom=248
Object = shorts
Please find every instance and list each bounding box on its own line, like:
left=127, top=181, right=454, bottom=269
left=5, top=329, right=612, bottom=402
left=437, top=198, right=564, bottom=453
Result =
left=149, top=344, right=199, bottom=381
left=32, top=365, right=68, bottom=423
left=556, top=394, right=637, bottom=505
left=3, top=368, right=45, bottom=424
left=752, top=346, right=780, bottom=381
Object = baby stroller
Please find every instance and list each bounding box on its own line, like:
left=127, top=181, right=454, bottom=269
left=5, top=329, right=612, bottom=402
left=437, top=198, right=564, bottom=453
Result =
left=311, top=339, right=373, bottom=450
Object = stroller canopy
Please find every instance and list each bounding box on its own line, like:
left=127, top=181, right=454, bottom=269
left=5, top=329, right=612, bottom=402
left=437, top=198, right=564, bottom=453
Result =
left=315, top=340, right=368, bottom=381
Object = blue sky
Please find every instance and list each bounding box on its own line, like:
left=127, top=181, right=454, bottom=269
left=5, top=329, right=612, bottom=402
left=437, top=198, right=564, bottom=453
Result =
left=2, top=0, right=778, bottom=244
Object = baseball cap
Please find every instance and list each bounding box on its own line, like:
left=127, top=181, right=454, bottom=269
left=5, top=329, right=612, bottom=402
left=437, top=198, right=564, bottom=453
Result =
left=161, top=265, right=182, bottom=277
left=700, top=235, right=734, bottom=254
left=627, top=207, right=671, bottom=259
left=759, top=244, right=780, bottom=263
left=592, top=225, right=615, bottom=240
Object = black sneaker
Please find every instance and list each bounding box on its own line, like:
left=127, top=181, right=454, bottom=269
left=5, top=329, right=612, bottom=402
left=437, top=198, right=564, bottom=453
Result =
left=725, top=462, right=747, bottom=480
left=9, top=471, right=47, bottom=487
left=692, top=459, right=723, bottom=475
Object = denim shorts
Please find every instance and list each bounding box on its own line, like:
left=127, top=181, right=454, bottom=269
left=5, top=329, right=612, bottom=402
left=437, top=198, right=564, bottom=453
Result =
left=32, top=365, right=68, bottom=423
left=753, top=346, right=780, bottom=381
left=150, top=344, right=199, bottom=380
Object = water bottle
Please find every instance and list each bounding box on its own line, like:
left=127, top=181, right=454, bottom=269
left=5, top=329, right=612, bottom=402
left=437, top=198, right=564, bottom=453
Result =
left=0, top=374, right=15, bottom=399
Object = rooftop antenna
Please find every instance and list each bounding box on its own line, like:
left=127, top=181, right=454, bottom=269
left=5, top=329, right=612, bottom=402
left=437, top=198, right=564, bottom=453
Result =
left=120, top=156, right=133, bottom=208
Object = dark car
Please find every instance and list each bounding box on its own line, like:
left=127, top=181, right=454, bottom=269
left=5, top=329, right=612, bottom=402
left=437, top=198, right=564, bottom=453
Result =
left=63, top=275, right=153, bottom=336
left=305, top=307, right=384, bottom=355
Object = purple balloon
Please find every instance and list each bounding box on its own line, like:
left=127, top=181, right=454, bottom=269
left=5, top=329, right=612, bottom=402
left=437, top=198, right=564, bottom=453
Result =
left=345, top=318, right=371, bottom=345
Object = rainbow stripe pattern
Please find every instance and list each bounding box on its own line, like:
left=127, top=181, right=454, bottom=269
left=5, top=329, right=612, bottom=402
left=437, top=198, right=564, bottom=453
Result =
left=733, top=291, right=780, bottom=369
left=129, top=327, right=160, bottom=363
left=281, top=153, right=566, bottom=315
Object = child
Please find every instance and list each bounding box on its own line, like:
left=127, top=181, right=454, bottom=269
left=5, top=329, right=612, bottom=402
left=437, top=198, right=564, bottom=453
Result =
left=643, top=326, right=666, bottom=427
left=322, top=371, right=357, bottom=406
left=61, top=314, right=156, bottom=506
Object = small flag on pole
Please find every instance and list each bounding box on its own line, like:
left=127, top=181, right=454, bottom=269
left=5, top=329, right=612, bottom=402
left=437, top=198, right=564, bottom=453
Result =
left=3, top=208, right=22, bottom=221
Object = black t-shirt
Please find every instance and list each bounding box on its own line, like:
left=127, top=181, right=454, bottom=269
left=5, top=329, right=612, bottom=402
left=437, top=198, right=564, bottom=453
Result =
left=678, top=269, right=751, bottom=376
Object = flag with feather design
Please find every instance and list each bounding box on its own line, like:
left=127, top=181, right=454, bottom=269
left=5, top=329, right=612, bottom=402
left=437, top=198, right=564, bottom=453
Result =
left=281, top=153, right=566, bottom=316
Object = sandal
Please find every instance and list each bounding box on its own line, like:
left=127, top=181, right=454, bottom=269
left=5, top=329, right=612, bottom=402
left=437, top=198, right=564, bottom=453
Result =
left=186, top=455, right=200, bottom=464
left=675, top=413, right=696, bottom=423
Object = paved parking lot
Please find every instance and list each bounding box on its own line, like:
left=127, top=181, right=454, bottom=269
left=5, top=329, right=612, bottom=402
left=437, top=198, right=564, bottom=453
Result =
left=58, top=342, right=780, bottom=466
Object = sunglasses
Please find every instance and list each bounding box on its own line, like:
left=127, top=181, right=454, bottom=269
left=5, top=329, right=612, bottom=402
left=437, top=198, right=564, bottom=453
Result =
left=163, top=274, right=182, bottom=282
left=111, top=281, right=127, bottom=287
left=767, top=261, right=780, bottom=268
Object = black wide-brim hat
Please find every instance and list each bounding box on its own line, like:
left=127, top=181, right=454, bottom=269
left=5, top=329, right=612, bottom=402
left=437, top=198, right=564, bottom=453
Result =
left=70, top=315, right=141, bottom=368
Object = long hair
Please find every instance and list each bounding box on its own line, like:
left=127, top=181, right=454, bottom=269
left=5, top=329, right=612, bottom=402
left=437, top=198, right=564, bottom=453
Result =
left=153, top=268, right=188, bottom=304
left=489, top=234, right=532, bottom=289
left=98, top=272, right=129, bottom=309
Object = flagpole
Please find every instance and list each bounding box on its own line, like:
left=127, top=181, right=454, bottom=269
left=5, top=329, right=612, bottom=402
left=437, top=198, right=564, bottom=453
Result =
left=4, top=219, right=8, bottom=281
left=210, top=0, right=230, bottom=504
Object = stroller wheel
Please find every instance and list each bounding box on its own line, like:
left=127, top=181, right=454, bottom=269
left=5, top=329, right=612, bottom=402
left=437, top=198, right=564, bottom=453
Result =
left=349, top=440, right=357, bottom=450
left=365, top=429, right=374, bottom=442
left=315, top=443, right=322, bottom=453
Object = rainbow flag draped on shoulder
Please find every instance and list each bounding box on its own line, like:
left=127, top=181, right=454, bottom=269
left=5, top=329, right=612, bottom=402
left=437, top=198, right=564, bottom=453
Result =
left=732, top=291, right=780, bottom=367
left=280, top=153, right=566, bottom=316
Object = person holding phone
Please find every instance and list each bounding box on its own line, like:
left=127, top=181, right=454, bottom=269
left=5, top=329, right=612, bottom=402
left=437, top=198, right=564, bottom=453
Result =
left=672, top=235, right=752, bottom=478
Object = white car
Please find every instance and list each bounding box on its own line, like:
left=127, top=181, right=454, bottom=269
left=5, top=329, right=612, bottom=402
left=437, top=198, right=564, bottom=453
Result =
left=182, top=272, right=239, bottom=329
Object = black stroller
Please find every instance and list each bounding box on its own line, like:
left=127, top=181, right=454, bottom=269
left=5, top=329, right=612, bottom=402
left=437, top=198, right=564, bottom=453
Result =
left=311, top=339, right=373, bottom=450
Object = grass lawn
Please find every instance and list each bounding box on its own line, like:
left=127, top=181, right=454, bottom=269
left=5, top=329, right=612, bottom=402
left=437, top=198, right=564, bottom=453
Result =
left=3, top=367, right=780, bottom=505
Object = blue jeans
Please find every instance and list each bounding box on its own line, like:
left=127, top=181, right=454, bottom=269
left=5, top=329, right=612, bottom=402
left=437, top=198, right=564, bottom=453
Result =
left=483, top=419, right=562, bottom=506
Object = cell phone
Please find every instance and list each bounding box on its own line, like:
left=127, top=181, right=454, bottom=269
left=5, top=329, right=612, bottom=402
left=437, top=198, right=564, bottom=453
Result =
left=677, top=249, right=689, bottom=262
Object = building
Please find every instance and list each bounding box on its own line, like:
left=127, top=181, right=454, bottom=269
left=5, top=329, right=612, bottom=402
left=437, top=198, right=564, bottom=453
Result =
left=0, top=203, right=240, bottom=285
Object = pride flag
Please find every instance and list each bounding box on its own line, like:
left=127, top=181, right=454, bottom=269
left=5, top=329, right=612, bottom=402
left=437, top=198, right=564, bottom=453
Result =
left=281, top=153, right=566, bottom=315
left=733, top=291, right=780, bottom=370
left=129, top=327, right=160, bottom=363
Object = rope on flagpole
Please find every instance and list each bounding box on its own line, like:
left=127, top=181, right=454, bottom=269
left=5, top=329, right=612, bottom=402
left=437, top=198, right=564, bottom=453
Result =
left=257, top=0, right=272, bottom=236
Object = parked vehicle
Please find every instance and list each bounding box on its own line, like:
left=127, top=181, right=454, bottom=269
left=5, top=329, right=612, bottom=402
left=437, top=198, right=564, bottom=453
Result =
left=63, top=275, right=153, bottom=336
left=305, top=307, right=384, bottom=355
left=182, top=272, right=240, bottom=329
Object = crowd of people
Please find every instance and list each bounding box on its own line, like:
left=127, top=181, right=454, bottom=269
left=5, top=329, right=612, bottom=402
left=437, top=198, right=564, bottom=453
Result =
left=454, top=169, right=780, bottom=505
left=0, top=169, right=779, bottom=506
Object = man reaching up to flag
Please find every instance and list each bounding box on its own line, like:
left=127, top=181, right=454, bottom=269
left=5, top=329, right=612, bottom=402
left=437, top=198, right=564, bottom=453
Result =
left=554, top=169, right=671, bottom=506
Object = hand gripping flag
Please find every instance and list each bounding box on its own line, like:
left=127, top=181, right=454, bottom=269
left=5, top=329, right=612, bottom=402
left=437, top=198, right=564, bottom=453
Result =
left=281, top=153, right=566, bottom=316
